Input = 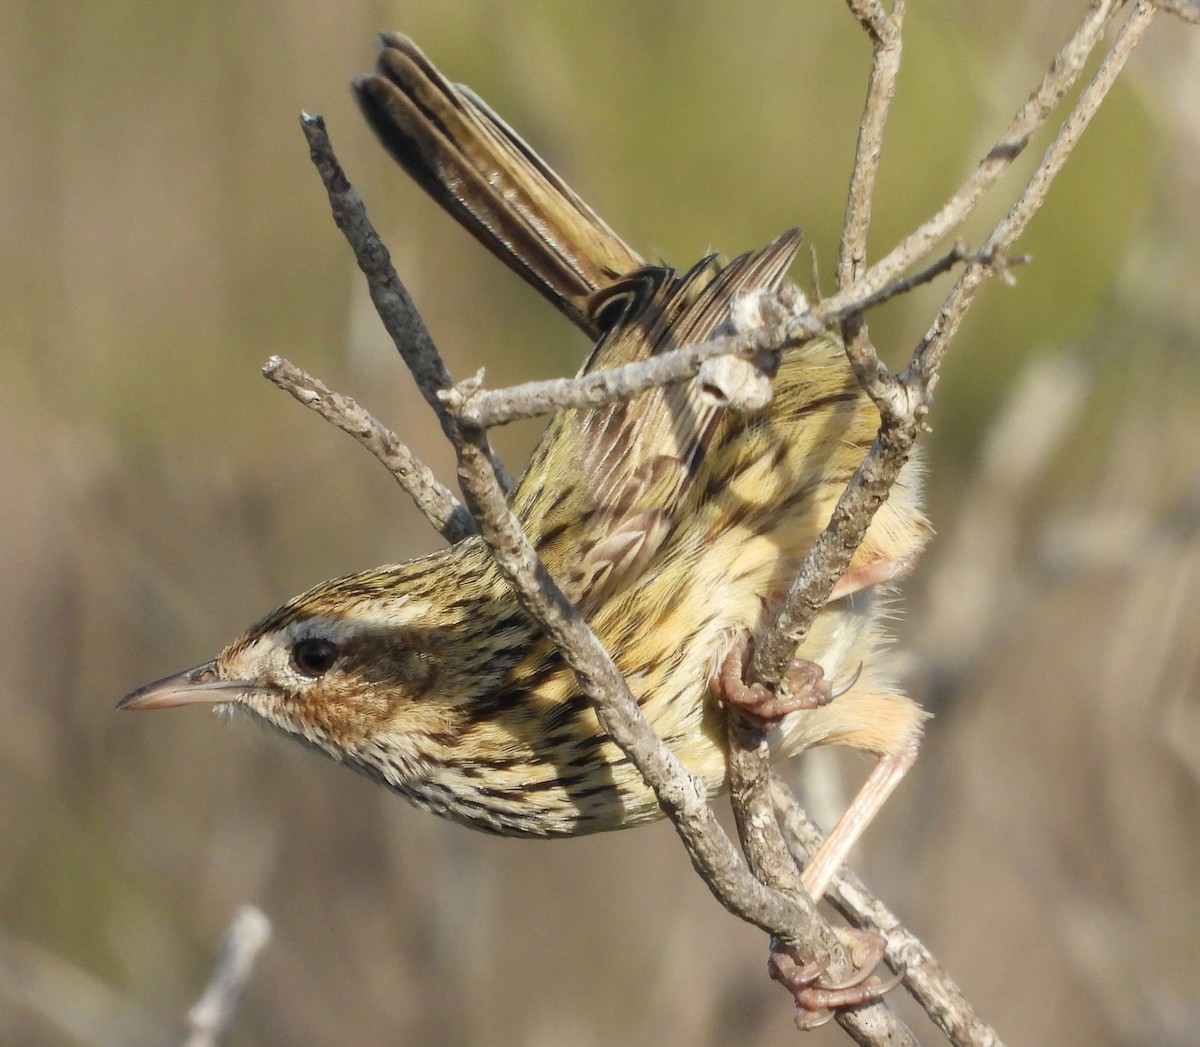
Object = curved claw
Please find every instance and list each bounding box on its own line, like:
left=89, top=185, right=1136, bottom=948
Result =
left=831, top=661, right=864, bottom=700
left=717, top=634, right=855, bottom=726
left=795, top=1005, right=837, bottom=1032
left=795, top=962, right=906, bottom=1012
left=768, top=931, right=903, bottom=1031
left=767, top=950, right=827, bottom=993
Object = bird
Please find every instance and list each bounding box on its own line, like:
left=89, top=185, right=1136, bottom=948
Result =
left=119, top=33, right=930, bottom=911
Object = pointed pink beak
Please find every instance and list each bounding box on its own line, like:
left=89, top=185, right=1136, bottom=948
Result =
left=116, top=661, right=269, bottom=711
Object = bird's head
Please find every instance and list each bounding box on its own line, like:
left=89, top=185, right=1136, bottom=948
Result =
left=116, top=558, right=497, bottom=777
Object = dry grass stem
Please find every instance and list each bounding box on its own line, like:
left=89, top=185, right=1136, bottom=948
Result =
left=184, top=906, right=272, bottom=1047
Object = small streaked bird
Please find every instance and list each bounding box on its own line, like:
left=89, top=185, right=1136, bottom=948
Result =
left=120, top=34, right=930, bottom=911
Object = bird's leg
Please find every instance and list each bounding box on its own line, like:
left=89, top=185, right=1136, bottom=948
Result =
left=764, top=748, right=917, bottom=1025
left=716, top=635, right=918, bottom=899
left=716, top=635, right=914, bottom=1023
left=799, top=745, right=918, bottom=902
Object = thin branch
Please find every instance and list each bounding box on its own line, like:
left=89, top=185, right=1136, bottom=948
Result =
left=184, top=906, right=272, bottom=1047
left=451, top=422, right=797, bottom=934
left=300, top=113, right=513, bottom=492
left=443, top=319, right=800, bottom=429
left=727, top=720, right=913, bottom=1040
left=728, top=722, right=807, bottom=897
left=849, top=243, right=1027, bottom=319
left=844, top=0, right=897, bottom=41
left=773, top=779, right=1007, bottom=1047
left=263, top=356, right=475, bottom=542
left=443, top=242, right=1001, bottom=433
left=907, top=0, right=1157, bottom=390
left=837, top=0, right=904, bottom=289
left=750, top=0, right=1153, bottom=688
left=752, top=421, right=920, bottom=685
left=1147, top=0, right=1200, bottom=22
left=300, top=116, right=450, bottom=424
left=820, top=0, right=1124, bottom=318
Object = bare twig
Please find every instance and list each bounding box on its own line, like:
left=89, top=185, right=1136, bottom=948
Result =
left=443, top=317, right=801, bottom=429
left=837, top=0, right=904, bottom=289
left=822, top=0, right=1124, bottom=317
left=750, top=0, right=1153, bottom=688
left=184, top=906, right=271, bottom=1047
left=751, top=421, right=919, bottom=686
left=300, top=113, right=513, bottom=492
left=728, top=721, right=807, bottom=897
left=722, top=10, right=911, bottom=1011
left=451, top=423, right=804, bottom=935
left=727, top=720, right=911, bottom=1039
left=443, top=240, right=999, bottom=433
left=1147, top=0, right=1200, bottom=22
left=264, top=356, right=474, bottom=542
left=907, top=0, right=1157, bottom=388
left=300, top=116, right=450, bottom=423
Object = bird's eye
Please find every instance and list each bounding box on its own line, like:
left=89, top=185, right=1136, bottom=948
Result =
left=292, top=637, right=339, bottom=678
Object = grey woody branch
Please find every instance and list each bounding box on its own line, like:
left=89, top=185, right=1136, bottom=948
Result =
left=449, top=415, right=918, bottom=1047
left=442, top=243, right=1007, bottom=434
left=820, top=0, right=1125, bottom=323
left=837, top=0, right=904, bottom=290
left=1147, top=0, right=1200, bottom=23
left=750, top=0, right=1150, bottom=687
left=300, top=112, right=513, bottom=493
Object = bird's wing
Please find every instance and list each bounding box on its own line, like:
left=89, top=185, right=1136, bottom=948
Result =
left=520, top=230, right=803, bottom=608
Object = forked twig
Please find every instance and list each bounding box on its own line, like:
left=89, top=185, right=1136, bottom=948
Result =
left=750, top=0, right=1153, bottom=687
left=264, top=356, right=474, bottom=542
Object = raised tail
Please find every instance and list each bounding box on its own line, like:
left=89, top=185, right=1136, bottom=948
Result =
left=354, top=33, right=646, bottom=337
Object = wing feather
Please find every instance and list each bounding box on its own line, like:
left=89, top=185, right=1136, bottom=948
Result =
left=519, top=231, right=804, bottom=607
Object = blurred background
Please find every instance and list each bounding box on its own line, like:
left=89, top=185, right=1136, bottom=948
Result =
left=2, top=2, right=1198, bottom=1044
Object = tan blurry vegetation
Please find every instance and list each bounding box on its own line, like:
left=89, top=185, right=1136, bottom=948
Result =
left=1, top=2, right=1198, bottom=1045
